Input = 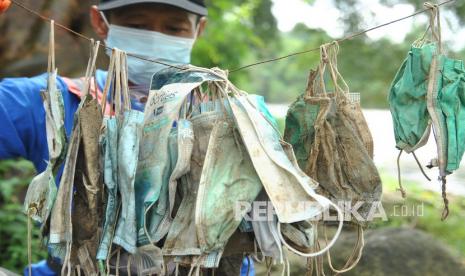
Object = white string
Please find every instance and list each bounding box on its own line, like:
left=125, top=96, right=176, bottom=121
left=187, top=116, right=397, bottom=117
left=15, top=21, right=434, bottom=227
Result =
left=277, top=196, right=344, bottom=258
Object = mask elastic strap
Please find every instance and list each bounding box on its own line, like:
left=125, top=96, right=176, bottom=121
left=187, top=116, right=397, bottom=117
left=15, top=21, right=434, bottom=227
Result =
left=277, top=196, right=343, bottom=258
left=396, top=150, right=407, bottom=198
left=114, top=49, right=123, bottom=117
left=325, top=225, right=365, bottom=273
left=101, top=49, right=117, bottom=116
left=120, top=51, right=131, bottom=111
left=80, top=40, right=100, bottom=102
left=100, top=11, right=110, bottom=28
left=47, top=20, right=56, bottom=75
left=252, top=239, right=265, bottom=263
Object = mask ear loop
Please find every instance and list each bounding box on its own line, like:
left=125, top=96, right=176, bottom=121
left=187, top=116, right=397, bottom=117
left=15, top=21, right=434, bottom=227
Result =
left=277, top=195, right=343, bottom=258
left=120, top=51, right=131, bottom=112
left=81, top=40, right=100, bottom=100
left=252, top=239, right=266, bottom=264
left=424, top=3, right=442, bottom=52
left=212, top=80, right=231, bottom=119
left=314, top=44, right=329, bottom=98
left=100, top=11, right=110, bottom=28
left=325, top=225, right=365, bottom=274
left=47, top=20, right=56, bottom=76
left=328, top=42, right=350, bottom=103
left=114, top=49, right=123, bottom=119
left=101, top=49, right=117, bottom=117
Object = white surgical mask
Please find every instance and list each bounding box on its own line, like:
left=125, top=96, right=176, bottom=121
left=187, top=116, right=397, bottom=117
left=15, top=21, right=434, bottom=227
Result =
left=104, top=21, right=196, bottom=89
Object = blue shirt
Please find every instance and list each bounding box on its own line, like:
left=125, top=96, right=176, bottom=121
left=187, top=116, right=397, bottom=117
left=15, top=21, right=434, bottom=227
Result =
left=0, top=70, right=107, bottom=173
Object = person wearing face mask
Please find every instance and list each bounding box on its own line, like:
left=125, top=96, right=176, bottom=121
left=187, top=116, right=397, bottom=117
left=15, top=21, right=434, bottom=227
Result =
left=0, top=0, right=254, bottom=275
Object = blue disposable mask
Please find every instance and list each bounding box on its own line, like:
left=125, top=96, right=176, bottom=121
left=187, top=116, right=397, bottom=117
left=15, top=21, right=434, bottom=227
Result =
left=104, top=23, right=196, bottom=88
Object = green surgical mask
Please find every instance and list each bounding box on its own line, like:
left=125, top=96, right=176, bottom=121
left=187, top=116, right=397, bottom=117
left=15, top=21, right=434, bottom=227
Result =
left=195, top=117, right=262, bottom=252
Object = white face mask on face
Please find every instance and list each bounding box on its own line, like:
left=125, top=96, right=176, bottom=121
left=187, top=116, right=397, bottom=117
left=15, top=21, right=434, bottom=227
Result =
left=102, top=14, right=196, bottom=89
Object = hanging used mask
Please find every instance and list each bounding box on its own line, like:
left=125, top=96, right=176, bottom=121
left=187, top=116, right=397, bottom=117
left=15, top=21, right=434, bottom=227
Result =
left=389, top=3, right=465, bottom=219
left=24, top=21, right=66, bottom=228
left=48, top=38, right=101, bottom=275
left=195, top=87, right=263, bottom=252
left=284, top=42, right=382, bottom=274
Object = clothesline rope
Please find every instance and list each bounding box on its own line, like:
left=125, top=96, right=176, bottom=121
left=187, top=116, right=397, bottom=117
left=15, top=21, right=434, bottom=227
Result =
left=9, top=0, right=456, bottom=73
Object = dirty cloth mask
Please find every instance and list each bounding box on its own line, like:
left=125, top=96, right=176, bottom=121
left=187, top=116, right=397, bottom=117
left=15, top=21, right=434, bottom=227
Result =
left=284, top=42, right=380, bottom=274
left=96, top=118, right=119, bottom=262
left=97, top=49, right=164, bottom=275
left=389, top=4, right=465, bottom=219
left=113, top=110, right=145, bottom=253
left=164, top=106, right=225, bottom=271
left=250, top=191, right=284, bottom=264
left=195, top=106, right=262, bottom=252
left=386, top=4, right=440, bottom=201
left=24, top=21, right=66, bottom=229
left=227, top=87, right=329, bottom=224
left=48, top=40, right=101, bottom=275
left=141, top=126, right=178, bottom=243
left=423, top=4, right=465, bottom=174
left=224, top=76, right=343, bottom=259
left=163, top=107, right=224, bottom=256
left=160, top=70, right=230, bottom=259
left=436, top=56, right=465, bottom=172
left=135, top=69, right=217, bottom=248
left=97, top=48, right=124, bottom=263
left=285, top=43, right=382, bottom=225
left=70, top=42, right=106, bottom=274
left=72, top=40, right=104, bottom=274
left=425, top=3, right=465, bottom=219
left=143, top=118, right=194, bottom=244
left=388, top=40, right=436, bottom=153
left=107, top=50, right=145, bottom=254
left=134, top=84, right=202, bottom=247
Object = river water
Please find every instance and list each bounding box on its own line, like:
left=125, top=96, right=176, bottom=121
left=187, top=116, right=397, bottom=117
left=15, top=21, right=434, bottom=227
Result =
left=268, top=105, right=465, bottom=196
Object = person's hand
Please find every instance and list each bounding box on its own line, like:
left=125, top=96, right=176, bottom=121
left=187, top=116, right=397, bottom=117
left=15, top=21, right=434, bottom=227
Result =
left=0, top=0, right=11, bottom=14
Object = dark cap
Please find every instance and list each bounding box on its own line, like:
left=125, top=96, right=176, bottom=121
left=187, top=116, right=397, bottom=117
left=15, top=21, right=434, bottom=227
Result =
left=99, top=0, right=207, bottom=16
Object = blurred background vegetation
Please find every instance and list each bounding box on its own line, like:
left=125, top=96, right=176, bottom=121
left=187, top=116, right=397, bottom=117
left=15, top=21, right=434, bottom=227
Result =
left=1, top=0, right=465, bottom=273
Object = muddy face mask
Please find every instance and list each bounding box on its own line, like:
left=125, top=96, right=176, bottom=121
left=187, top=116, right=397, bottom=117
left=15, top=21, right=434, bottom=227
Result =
left=283, top=42, right=382, bottom=274
left=102, top=50, right=146, bottom=254
left=134, top=76, right=206, bottom=248
left=250, top=191, right=284, bottom=264
left=426, top=4, right=465, bottom=219
left=47, top=39, right=101, bottom=275
left=161, top=70, right=234, bottom=262
left=97, top=49, right=126, bottom=262
left=226, top=85, right=338, bottom=223
left=163, top=102, right=224, bottom=257
left=389, top=4, right=464, bottom=219
left=24, top=21, right=66, bottom=227
left=143, top=118, right=194, bottom=243
left=223, top=78, right=343, bottom=261
left=70, top=42, right=106, bottom=275
left=195, top=99, right=262, bottom=252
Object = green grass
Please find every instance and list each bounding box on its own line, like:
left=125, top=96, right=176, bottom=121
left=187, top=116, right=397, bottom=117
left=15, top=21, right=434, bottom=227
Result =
left=0, top=159, right=48, bottom=273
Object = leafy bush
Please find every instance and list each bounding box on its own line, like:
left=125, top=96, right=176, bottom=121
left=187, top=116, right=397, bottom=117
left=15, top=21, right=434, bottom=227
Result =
left=0, top=160, right=48, bottom=273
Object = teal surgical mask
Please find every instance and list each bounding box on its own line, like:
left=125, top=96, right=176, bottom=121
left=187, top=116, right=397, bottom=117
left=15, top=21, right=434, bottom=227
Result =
left=102, top=15, right=196, bottom=88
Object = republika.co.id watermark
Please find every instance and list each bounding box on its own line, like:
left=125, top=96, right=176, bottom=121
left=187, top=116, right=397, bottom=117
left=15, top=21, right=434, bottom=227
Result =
left=235, top=200, right=425, bottom=223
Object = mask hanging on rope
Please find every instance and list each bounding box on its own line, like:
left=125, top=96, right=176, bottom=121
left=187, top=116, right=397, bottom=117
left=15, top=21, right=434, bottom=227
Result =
left=284, top=41, right=382, bottom=275
left=389, top=3, right=465, bottom=220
